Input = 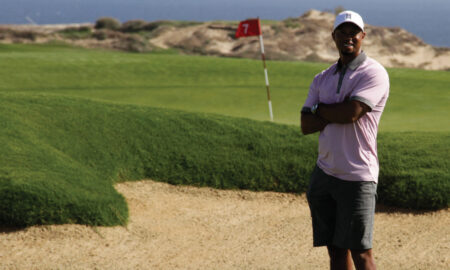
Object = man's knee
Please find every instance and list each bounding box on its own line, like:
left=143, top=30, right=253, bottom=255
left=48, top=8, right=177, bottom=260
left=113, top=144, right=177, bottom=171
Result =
left=351, top=248, right=372, bottom=259
left=328, top=246, right=353, bottom=270
left=351, top=249, right=376, bottom=269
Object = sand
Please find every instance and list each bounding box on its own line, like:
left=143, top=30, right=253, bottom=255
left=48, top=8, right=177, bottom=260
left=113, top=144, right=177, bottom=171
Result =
left=1, top=180, right=449, bottom=269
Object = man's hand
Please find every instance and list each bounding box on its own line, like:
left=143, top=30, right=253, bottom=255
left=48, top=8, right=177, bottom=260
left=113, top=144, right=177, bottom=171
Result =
left=300, top=112, right=329, bottom=135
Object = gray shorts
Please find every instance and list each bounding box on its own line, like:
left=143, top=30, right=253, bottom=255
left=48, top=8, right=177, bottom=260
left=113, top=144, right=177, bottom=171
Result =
left=306, top=165, right=377, bottom=250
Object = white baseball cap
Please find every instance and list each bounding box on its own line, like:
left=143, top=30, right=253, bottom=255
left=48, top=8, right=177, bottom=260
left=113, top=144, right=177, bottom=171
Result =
left=333, top=10, right=364, bottom=32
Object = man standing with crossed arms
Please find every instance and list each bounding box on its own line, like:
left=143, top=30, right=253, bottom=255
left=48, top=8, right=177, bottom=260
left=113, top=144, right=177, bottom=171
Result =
left=301, top=11, right=389, bottom=270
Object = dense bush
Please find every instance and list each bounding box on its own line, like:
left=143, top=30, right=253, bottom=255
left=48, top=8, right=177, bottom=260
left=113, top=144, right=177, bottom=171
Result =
left=113, top=35, right=148, bottom=52
left=6, top=30, right=39, bottom=41
left=144, top=22, right=161, bottom=32
left=95, top=17, right=121, bottom=30
left=121, top=19, right=148, bottom=32
left=58, top=26, right=92, bottom=39
left=283, top=17, right=301, bottom=28
left=92, top=30, right=107, bottom=40
left=92, top=29, right=127, bottom=41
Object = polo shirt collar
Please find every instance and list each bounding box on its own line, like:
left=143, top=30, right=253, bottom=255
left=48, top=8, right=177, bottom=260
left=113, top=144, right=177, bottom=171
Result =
left=335, top=52, right=367, bottom=74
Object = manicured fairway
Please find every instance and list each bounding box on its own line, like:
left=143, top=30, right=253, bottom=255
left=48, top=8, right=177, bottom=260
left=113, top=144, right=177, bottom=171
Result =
left=0, top=43, right=448, bottom=132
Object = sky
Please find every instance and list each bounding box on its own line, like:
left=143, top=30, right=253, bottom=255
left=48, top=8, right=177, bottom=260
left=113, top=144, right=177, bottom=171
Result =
left=2, top=0, right=449, bottom=47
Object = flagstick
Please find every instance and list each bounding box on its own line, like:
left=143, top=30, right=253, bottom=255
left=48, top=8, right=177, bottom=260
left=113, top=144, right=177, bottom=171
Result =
left=259, top=34, right=273, bottom=121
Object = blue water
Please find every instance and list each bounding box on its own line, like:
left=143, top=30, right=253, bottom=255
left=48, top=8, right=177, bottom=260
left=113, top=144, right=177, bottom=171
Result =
left=2, top=0, right=450, bottom=47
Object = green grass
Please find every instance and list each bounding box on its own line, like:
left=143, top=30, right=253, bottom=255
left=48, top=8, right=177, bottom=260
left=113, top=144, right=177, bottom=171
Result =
left=0, top=93, right=316, bottom=226
left=1, top=93, right=448, bottom=227
left=0, top=44, right=448, bottom=226
left=378, top=132, right=449, bottom=209
left=1, top=43, right=448, bottom=132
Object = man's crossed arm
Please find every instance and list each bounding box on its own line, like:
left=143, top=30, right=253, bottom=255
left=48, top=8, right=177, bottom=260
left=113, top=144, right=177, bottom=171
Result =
left=301, top=99, right=370, bottom=135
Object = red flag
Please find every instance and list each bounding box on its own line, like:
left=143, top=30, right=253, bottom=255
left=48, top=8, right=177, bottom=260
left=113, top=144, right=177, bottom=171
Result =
left=235, top=19, right=261, bottom=38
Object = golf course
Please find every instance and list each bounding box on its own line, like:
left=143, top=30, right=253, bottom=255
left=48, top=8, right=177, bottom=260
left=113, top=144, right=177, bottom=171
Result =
left=0, top=43, right=449, bottom=269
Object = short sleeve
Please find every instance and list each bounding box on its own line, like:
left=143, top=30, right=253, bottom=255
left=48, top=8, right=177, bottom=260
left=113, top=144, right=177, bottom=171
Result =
left=350, top=66, right=389, bottom=111
left=302, top=75, right=320, bottom=113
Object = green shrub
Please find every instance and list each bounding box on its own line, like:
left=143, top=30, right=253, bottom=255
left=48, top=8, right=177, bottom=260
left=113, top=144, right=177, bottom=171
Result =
left=283, top=17, right=301, bottom=28
left=143, top=22, right=160, bottom=32
left=95, top=17, right=121, bottom=30
left=58, top=26, right=92, bottom=39
left=114, top=35, right=148, bottom=52
left=271, top=24, right=283, bottom=34
left=92, top=29, right=127, bottom=41
left=121, top=19, right=148, bottom=32
left=12, top=30, right=38, bottom=41
left=92, top=29, right=108, bottom=40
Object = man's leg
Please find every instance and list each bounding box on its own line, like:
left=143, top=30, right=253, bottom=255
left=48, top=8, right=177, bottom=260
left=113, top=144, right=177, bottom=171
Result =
left=307, top=166, right=336, bottom=247
left=327, top=245, right=353, bottom=270
left=331, top=180, right=377, bottom=270
left=351, top=249, right=376, bottom=270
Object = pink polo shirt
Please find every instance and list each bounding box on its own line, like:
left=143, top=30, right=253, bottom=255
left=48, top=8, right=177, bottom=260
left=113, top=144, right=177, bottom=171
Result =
left=302, top=53, right=389, bottom=182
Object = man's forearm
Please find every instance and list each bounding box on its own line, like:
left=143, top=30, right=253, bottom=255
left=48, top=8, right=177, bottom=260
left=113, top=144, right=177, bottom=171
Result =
left=317, top=100, right=369, bottom=124
left=301, top=113, right=329, bottom=135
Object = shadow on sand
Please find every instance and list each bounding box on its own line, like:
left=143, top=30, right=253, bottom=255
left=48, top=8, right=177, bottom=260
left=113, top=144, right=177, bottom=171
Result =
left=375, top=203, right=445, bottom=215
left=0, top=226, right=27, bottom=233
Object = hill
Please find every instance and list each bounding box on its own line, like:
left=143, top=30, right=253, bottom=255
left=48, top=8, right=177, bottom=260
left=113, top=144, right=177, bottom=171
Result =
left=1, top=10, right=449, bottom=70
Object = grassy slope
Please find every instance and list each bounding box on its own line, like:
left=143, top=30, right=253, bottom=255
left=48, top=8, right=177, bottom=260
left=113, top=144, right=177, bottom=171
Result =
left=0, top=43, right=448, bottom=132
left=378, top=132, right=449, bottom=209
left=0, top=44, right=448, bottom=226
left=0, top=93, right=448, bottom=227
left=0, top=93, right=319, bottom=226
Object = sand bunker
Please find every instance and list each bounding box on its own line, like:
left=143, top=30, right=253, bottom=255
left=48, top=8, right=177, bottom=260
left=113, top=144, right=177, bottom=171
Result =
left=0, top=180, right=448, bottom=269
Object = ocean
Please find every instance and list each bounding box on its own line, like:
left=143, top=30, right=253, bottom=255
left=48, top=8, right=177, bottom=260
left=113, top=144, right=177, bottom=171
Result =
left=2, top=0, right=450, bottom=47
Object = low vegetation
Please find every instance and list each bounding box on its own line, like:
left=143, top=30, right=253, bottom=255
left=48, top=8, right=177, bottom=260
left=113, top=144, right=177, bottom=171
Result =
left=0, top=93, right=448, bottom=227
left=94, top=17, right=122, bottom=30
left=94, top=17, right=202, bottom=34
left=120, top=20, right=148, bottom=33
left=57, top=26, right=92, bottom=40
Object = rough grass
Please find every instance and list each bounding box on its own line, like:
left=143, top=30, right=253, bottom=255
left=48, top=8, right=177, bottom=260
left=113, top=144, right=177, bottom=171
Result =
left=0, top=93, right=314, bottom=226
left=378, top=132, right=449, bottom=209
left=0, top=93, right=448, bottom=227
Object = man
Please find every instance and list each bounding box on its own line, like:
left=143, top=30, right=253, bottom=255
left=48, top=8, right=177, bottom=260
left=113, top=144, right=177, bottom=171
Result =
left=300, top=11, right=389, bottom=270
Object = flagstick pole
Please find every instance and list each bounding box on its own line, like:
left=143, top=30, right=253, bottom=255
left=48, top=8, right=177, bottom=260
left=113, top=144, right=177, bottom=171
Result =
left=259, top=34, right=273, bottom=121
